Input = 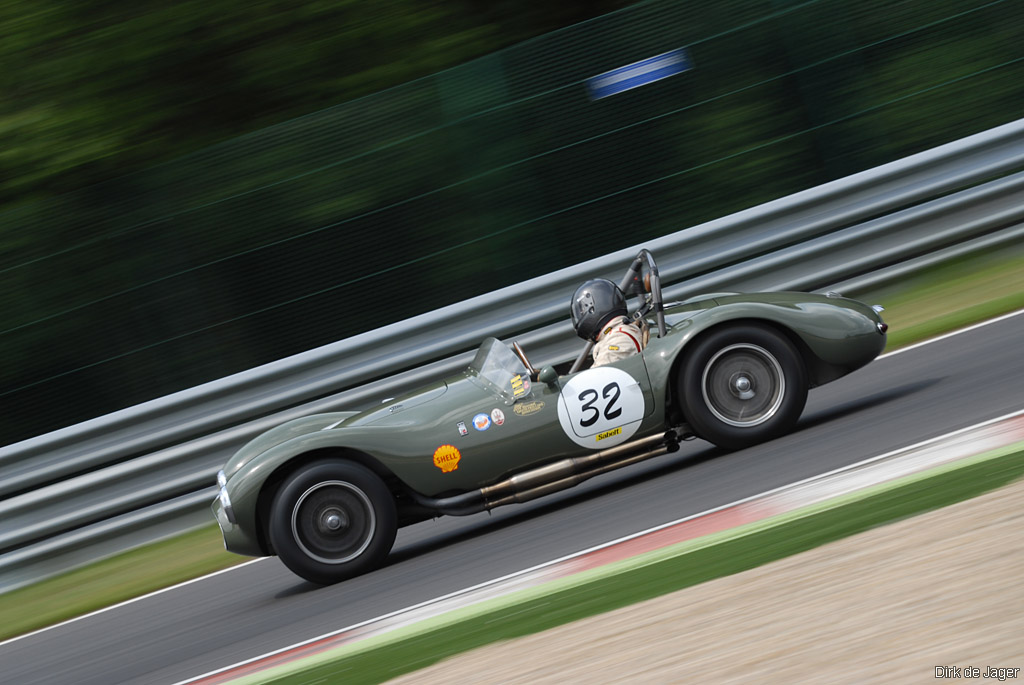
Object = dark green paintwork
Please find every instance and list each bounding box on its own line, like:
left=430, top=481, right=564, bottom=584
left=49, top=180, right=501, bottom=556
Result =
left=213, top=291, right=886, bottom=557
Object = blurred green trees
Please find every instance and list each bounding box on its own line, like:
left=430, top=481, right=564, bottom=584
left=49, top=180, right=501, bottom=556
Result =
left=0, top=0, right=628, bottom=205
left=1, top=0, right=1022, bottom=445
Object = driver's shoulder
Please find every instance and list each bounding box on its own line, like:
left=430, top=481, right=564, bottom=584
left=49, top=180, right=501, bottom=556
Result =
left=606, top=323, right=643, bottom=349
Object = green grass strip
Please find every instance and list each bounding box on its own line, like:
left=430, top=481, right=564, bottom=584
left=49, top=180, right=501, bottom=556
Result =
left=0, top=525, right=246, bottom=642
left=852, top=245, right=1024, bottom=351
left=239, top=441, right=1024, bottom=684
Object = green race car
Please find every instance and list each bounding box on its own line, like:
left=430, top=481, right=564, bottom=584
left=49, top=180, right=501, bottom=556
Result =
left=213, top=250, right=887, bottom=584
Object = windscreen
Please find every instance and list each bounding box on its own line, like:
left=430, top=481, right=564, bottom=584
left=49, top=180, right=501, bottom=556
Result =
left=469, top=338, right=532, bottom=401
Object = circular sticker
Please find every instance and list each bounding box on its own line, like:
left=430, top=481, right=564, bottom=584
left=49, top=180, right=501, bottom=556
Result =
left=472, top=413, right=491, bottom=431
left=556, top=366, right=645, bottom=448
left=491, top=408, right=505, bottom=426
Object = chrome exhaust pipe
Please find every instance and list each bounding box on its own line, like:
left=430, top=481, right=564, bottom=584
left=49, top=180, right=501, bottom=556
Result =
left=485, top=443, right=677, bottom=508
left=409, top=430, right=680, bottom=516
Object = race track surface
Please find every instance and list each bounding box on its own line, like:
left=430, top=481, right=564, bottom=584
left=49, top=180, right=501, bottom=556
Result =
left=3, top=313, right=1022, bottom=685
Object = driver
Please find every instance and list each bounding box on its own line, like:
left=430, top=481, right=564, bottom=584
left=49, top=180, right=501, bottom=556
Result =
left=570, top=278, right=646, bottom=367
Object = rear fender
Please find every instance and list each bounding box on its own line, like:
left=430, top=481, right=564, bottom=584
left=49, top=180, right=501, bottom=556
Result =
left=646, top=299, right=884, bottom=407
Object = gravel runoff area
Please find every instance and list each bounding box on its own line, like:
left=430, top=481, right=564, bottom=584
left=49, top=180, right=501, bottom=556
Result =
left=388, top=477, right=1024, bottom=684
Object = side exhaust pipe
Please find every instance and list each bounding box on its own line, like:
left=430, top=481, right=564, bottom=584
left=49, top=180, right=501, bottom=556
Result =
left=409, top=430, right=682, bottom=516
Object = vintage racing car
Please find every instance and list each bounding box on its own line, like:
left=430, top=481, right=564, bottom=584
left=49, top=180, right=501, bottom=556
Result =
left=213, top=250, right=887, bottom=584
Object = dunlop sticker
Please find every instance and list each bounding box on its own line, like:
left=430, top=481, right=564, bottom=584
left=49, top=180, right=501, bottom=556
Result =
left=513, top=400, right=545, bottom=416
left=596, top=427, right=622, bottom=442
left=433, top=444, right=461, bottom=473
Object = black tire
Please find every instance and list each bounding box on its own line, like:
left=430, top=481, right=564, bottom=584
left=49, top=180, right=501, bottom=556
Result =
left=269, top=460, right=397, bottom=585
left=679, top=325, right=807, bottom=450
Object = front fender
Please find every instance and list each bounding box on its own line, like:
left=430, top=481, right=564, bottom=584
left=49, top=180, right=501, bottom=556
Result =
left=221, top=425, right=414, bottom=556
left=223, top=411, right=360, bottom=481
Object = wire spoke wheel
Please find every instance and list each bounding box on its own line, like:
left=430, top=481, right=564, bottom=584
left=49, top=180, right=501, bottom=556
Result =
left=291, top=481, right=376, bottom=564
left=270, top=460, right=397, bottom=584
left=679, top=325, right=807, bottom=450
left=701, top=343, right=785, bottom=427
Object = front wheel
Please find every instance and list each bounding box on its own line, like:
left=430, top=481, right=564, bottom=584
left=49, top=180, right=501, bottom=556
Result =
left=269, top=460, right=397, bottom=585
left=679, top=325, right=807, bottom=450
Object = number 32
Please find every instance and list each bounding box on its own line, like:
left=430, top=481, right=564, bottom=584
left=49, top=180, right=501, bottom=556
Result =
left=577, top=382, right=622, bottom=427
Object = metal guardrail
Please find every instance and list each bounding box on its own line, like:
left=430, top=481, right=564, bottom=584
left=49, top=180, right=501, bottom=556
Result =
left=2, top=118, right=1023, bottom=592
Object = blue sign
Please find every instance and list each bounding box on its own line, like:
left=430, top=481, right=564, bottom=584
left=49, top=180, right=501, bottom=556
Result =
left=588, top=48, right=692, bottom=100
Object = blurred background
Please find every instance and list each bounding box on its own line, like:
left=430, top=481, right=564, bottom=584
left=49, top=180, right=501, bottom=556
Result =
left=1, top=0, right=1022, bottom=446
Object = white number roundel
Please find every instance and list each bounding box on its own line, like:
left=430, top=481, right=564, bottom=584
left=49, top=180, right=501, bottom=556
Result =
left=556, top=366, right=646, bottom=448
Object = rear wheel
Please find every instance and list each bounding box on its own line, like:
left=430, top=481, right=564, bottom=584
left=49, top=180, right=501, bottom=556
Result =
left=269, top=460, right=397, bottom=584
left=679, top=325, right=807, bottom=450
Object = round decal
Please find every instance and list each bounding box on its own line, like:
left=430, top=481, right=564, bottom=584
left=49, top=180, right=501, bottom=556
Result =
left=472, top=413, right=491, bottom=431
left=433, top=445, right=461, bottom=472
left=491, top=408, right=505, bottom=426
left=556, top=366, right=646, bottom=448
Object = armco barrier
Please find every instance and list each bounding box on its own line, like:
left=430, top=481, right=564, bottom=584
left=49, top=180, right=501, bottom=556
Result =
left=2, top=118, right=1023, bottom=592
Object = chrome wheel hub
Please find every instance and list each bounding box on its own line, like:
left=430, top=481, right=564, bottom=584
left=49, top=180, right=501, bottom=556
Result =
left=731, top=374, right=755, bottom=400
left=322, top=510, right=348, bottom=532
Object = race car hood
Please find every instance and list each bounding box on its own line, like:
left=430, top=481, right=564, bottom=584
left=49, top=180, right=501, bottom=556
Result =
left=221, top=380, right=449, bottom=480
left=343, top=380, right=449, bottom=427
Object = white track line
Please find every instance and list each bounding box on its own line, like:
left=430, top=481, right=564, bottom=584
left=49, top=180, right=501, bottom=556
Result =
left=878, top=307, right=1024, bottom=359
left=5, top=306, right=1023, bottom=652
left=0, top=559, right=265, bottom=649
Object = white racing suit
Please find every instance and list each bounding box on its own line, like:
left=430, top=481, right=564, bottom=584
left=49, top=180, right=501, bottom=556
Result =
left=592, top=316, right=646, bottom=367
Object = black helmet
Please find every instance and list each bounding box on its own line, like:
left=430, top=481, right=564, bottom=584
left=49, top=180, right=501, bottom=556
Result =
left=570, top=278, right=627, bottom=341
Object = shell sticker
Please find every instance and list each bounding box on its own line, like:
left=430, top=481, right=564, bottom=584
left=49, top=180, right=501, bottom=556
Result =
left=433, top=444, right=461, bottom=473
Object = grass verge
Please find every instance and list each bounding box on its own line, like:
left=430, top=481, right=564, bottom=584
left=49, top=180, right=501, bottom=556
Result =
left=849, top=244, right=1024, bottom=350
left=244, top=442, right=1024, bottom=684
left=0, top=525, right=247, bottom=642
left=2, top=244, right=1022, bottom=643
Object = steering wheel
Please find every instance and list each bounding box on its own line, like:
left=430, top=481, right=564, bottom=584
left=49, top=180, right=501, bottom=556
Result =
left=512, top=341, right=537, bottom=379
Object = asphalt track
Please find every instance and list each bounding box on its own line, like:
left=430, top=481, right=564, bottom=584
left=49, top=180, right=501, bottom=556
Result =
left=3, top=312, right=1023, bottom=685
